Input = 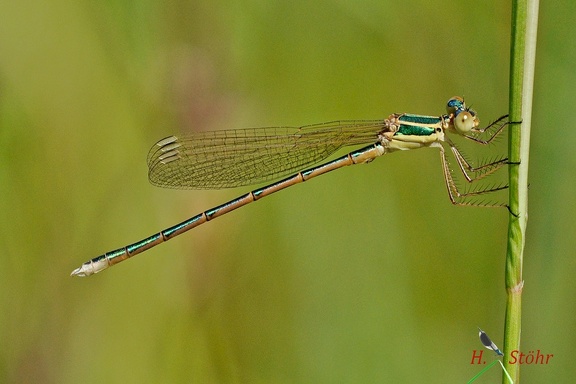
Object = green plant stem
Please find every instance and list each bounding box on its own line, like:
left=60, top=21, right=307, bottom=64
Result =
left=503, top=0, right=538, bottom=382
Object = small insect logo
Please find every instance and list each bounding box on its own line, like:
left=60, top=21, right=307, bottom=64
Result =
left=468, top=327, right=513, bottom=384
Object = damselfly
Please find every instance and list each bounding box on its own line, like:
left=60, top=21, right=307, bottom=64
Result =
left=71, top=97, right=511, bottom=277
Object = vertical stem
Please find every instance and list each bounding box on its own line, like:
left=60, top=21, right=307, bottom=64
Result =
left=503, top=0, right=538, bottom=382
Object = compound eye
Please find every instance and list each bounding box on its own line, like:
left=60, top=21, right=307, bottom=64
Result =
left=446, top=96, right=465, bottom=115
left=454, top=111, right=477, bottom=134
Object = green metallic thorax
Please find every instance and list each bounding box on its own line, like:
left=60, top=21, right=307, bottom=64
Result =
left=395, top=114, right=442, bottom=136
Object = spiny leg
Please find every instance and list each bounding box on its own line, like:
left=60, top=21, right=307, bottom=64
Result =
left=448, top=140, right=508, bottom=183
left=439, top=145, right=508, bottom=207
left=463, top=114, right=511, bottom=145
left=444, top=115, right=515, bottom=183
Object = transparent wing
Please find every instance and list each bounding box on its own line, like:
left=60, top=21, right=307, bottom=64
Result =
left=147, top=120, right=387, bottom=189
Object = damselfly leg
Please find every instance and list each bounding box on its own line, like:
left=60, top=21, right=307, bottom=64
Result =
left=440, top=115, right=513, bottom=206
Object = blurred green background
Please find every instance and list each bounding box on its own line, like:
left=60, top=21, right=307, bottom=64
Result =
left=0, top=1, right=573, bottom=382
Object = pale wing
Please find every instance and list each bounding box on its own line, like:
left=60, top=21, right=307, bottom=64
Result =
left=147, top=120, right=386, bottom=189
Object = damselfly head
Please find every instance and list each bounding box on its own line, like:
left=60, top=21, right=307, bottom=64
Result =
left=453, top=110, right=480, bottom=135
left=446, top=96, right=466, bottom=115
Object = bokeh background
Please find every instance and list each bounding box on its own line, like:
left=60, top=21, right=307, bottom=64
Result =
left=1, top=1, right=573, bottom=382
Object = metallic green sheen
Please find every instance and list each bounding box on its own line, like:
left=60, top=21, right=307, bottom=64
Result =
left=395, top=114, right=439, bottom=136
left=399, top=114, right=441, bottom=125
left=396, top=124, right=435, bottom=136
